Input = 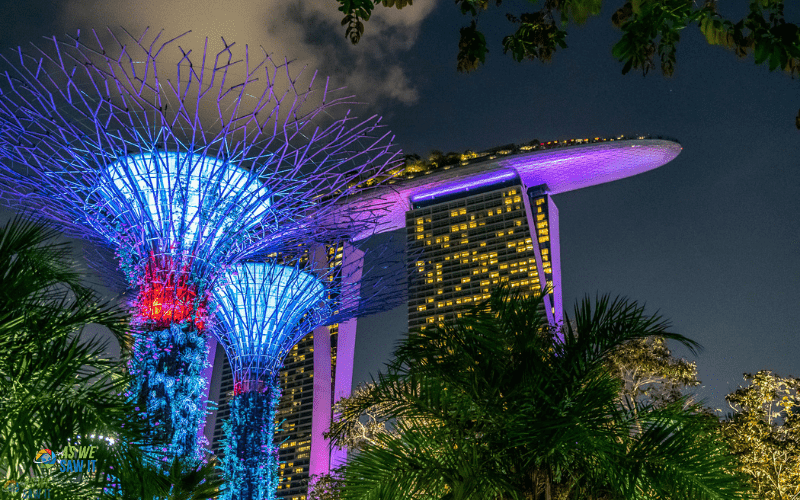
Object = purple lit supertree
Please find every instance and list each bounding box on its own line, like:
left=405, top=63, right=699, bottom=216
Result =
left=0, top=28, right=398, bottom=466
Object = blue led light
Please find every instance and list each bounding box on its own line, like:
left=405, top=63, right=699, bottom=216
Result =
left=88, top=151, right=272, bottom=251
left=214, top=262, right=325, bottom=386
left=213, top=262, right=327, bottom=499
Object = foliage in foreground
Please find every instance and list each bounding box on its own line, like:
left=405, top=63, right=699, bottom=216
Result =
left=0, top=217, right=222, bottom=499
left=321, top=287, right=751, bottom=500
left=334, top=0, right=800, bottom=127
left=0, top=217, right=130, bottom=486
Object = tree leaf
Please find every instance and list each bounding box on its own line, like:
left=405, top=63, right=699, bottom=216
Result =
left=458, top=21, right=488, bottom=72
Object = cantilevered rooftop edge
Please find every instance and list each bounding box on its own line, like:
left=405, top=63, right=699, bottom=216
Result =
left=340, top=137, right=682, bottom=241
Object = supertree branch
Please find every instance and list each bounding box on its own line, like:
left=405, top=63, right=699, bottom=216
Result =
left=0, top=28, right=400, bottom=256
left=212, top=248, right=385, bottom=386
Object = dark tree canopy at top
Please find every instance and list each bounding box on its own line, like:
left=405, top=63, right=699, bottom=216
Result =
left=334, top=0, right=800, bottom=128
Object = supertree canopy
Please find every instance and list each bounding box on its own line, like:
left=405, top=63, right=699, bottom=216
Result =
left=215, top=263, right=326, bottom=390
left=0, top=28, right=398, bottom=465
left=212, top=257, right=352, bottom=500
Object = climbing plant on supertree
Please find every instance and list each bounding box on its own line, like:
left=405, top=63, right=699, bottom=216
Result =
left=0, top=28, right=399, bottom=467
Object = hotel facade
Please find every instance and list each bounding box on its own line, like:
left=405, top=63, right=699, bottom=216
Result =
left=406, top=182, right=560, bottom=330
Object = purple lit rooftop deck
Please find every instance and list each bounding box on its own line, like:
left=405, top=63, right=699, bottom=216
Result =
left=343, top=138, right=682, bottom=240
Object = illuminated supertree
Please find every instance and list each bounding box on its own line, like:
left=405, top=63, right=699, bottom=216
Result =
left=213, top=261, right=318, bottom=499
left=212, top=244, right=372, bottom=500
left=0, top=29, right=398, bottom=465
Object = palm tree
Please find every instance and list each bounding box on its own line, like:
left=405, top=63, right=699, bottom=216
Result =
left=0, top=216, right=222, bottom=499
left=327, top=287, right=752, bottom=500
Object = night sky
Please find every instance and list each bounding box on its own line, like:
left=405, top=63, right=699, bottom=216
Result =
left=0, top=0, right=798, bottom=413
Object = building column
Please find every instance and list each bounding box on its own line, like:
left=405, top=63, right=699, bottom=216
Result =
left=546, top=196, right=563, bottom=325
left=309, top=323, right=333, bottom=479
left=521, top=184, right=556, bottom=326
left=310, top=245, right=333, bottom=479
left=309, top=242, right=365, bottom=475
left=330, top=243, right=365, bottom=469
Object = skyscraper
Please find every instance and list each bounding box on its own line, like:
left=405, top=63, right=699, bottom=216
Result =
left=395, top=136, right=680, bottom=329
left=406, top=181, right=561, bottom=329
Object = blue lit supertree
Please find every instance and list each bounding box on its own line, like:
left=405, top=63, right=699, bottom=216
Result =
left=213, top=261, right=324, bottom=499
left=0, top=29, right=398, bottom=466
left=212, top=246, right=372, bottom=500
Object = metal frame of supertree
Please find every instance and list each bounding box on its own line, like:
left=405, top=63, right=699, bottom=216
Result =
left=0, top=28, right=399, bottom=467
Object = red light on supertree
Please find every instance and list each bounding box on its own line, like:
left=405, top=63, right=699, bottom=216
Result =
left=232, top=380, right=274, bottom=396
left=134, top=254, right=208, bottom=330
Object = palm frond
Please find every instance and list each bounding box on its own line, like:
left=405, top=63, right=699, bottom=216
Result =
left=0, top=217, right=221, bottom=499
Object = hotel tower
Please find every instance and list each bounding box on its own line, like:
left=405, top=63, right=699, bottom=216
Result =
left=406, top=180, right=560, bottom=330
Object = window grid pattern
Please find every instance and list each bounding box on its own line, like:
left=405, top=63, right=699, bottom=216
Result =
left=407, top=184, right=545, bottom=331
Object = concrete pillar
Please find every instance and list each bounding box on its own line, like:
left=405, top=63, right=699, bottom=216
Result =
left=330, top=243, right=364, bottom=469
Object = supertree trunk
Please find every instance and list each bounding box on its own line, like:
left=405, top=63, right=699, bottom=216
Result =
left=123, top=255, right=213, bottom=465
left=221, top=379, right=282, bottom=500
left=128, top=322, right=209, bottom=465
